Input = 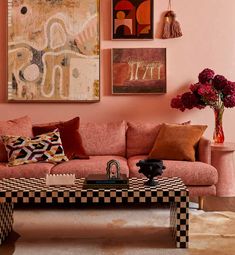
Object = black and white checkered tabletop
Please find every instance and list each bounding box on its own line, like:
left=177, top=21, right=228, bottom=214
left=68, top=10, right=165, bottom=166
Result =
left=0, top=177, right=187, bottom=192
left=0, top=177, right=188, bottom=205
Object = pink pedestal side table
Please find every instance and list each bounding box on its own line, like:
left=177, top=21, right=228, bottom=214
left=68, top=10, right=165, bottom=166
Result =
left=211, top=142, right=235, bottom=197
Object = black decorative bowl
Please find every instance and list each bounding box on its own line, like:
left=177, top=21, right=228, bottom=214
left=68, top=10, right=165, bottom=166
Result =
left=136, top=159, right=166, bottom=186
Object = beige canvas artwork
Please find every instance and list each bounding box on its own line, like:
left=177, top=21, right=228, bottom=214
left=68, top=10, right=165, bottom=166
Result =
left=8, top=0, right=100, bottom=102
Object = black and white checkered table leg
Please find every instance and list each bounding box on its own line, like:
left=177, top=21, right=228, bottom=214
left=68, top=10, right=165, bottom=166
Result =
left=170, top=193, right=189, bottom=248
left=170, top=202, right=177, bottom=239
left=0, top=203, right=14, bottom=245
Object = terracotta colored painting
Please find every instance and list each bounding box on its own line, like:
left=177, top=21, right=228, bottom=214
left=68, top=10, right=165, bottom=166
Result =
left=112, top=0, right=154, bottom=39
left=112, top=48, right=166, bottom=94
left=8, top=0, right=100, bottom=102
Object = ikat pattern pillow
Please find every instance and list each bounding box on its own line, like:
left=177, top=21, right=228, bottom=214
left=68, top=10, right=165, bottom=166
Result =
left=2, top=129, right=68, bottom=166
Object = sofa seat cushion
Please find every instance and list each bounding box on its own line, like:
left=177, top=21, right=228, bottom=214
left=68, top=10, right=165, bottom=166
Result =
left=0, top=162, right=53, bottom=179
left=51, top=156, right=129, bottom=178
left=128, top=155, right=218, bottom=186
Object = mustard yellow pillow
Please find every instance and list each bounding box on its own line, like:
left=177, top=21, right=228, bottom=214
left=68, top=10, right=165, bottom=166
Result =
left=148, top=124, right=207, bottom=161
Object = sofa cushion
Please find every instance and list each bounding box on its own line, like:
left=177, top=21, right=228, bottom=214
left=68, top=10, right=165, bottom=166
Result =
left=128, top=155, right=218, bottom=186
left=149, top=123, right=207, bottom=161
left=0, top=162, right=53, bottom=179
left=127, top=122, right=162, bottom=158
left=51, top=156, right=129, bottom=178
left=0, top=116, right=33, bottom=162
left=33, top=117, right=88, bottom=160
left=79, top=121, right=126, bottom=157
left=2, top=130, right=68, bottom=166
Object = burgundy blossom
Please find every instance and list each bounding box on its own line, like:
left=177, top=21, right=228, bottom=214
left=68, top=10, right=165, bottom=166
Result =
left=198, top=83, right=218, bottom=102
left=190, top=83, right=200, bottom=93
left=171, top=95, right=185, bottom=111
left=181, top=92, right=199, bottom=109
left=223, top=94, right=235, bottom=108
left=198, top=68, right=215, bottom=83
left=223, top=81, right=235, bottom=96
left=171, top=68, right=235, bottom=111
left=213, top=75, right=228, bottom=90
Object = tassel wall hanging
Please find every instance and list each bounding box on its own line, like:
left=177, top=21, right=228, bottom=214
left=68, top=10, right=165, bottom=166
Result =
left=162, top=0, right=183, bottom=39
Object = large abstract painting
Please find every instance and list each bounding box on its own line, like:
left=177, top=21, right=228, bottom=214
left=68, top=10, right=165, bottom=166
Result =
left=8, top=0, right=100, bottom=102
left=112, top=0, right=154, bottom=39
left=112, top=48, right=166, bottom=94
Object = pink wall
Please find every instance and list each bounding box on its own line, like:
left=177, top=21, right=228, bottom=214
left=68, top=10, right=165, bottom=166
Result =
left=0, top=0, right=235, bottom=142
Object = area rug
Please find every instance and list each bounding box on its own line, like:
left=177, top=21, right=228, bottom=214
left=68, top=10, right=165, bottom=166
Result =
left=0, top=207, right=235, bottom=255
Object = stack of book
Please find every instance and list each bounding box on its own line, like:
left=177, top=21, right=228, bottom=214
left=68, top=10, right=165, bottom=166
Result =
left=83, top=174, right=129, bottom=189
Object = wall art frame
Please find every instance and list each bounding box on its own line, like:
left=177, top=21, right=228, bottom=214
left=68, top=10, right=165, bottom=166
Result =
left=7, top=0, right=100, bottom=103
left=112, top=48, right=167, bottom=94
left=112, top=0, right=154, bottom=40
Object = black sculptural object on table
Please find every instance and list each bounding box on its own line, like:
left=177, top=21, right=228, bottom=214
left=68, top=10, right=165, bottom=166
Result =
left=136, top=159, right=166, bottom=186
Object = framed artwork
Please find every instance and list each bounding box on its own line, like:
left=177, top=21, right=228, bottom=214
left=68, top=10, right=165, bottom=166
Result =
left=7, top=0, right=100, bottom=102
left=112, top=0, right=154, bottom=40
left=112, top=48, right=166, bottom=94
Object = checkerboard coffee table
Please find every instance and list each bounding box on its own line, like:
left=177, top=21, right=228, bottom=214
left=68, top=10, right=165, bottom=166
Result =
left=0, top=177, right=189, bottom=248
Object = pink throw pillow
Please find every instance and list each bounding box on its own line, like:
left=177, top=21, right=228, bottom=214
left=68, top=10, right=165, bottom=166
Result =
left=0, top=116, right=33, bottom=162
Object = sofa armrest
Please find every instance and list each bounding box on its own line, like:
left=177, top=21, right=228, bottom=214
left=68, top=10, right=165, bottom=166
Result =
left=197, top=137, right=211, bottom=164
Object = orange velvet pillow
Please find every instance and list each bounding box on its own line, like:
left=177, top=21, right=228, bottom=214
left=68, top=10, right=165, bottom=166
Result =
left=33, top=117, right=89, bottom=160
left=148, top=123, right=207, bottom=161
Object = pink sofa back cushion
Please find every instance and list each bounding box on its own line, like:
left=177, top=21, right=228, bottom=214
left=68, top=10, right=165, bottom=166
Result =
left=127, top=122, right=162, bottom=158
left=0, top=116, right=33, bottom=162
left=79, top=121, right=127, bottom=156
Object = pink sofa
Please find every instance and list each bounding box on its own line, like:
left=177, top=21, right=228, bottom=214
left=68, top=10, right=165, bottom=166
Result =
left=0, top=121, right=218, bottom=199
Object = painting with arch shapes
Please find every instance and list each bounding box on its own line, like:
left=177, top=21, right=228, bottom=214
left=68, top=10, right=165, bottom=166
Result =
left=112, top=0, right=154, bottom=39
left=8, top=0, right=100, bottom=102
left=112, top=48, right=166, bottom=94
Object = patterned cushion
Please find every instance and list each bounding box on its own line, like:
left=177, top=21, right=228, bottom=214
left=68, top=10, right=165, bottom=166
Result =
left=2, top=130, right=68, bottom=166
left=33, top=117, right=89, bottom=160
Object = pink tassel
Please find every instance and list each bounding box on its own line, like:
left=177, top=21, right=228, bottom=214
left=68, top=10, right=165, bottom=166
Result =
left=161, top=1, right=183, bottom=39
left=171, top=12, right=183, bottom=38
left=162, top=13, right=171, bottom=39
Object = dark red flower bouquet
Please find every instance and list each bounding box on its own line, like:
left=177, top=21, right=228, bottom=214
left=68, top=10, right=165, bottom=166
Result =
left=171, top=68, right=235, bottom=143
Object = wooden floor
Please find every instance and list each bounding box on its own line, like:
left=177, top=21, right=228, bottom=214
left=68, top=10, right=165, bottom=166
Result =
left=191, top=196, right=235, bottom=212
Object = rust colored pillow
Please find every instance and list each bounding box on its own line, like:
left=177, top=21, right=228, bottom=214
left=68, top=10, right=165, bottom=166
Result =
left=33, top=117, right=89, bottom=160
left=148, top=123, right=207, bottom=161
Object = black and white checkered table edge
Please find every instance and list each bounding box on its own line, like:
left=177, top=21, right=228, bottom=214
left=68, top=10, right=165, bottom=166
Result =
left=0, top=177, right=188, bottom=204
left=0, top=177, right=187, bottom=191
